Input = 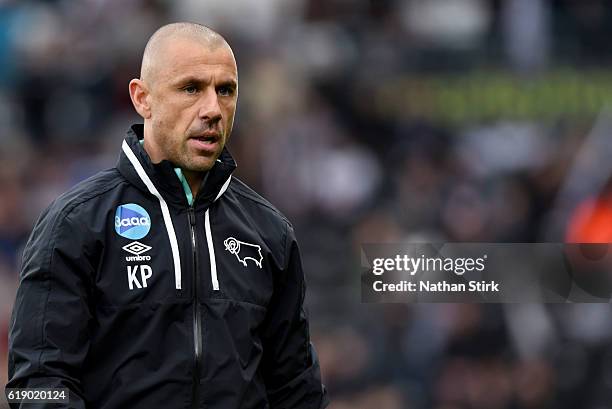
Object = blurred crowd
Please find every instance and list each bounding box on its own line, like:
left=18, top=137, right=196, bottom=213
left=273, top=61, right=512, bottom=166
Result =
left=2, top=0, right=612, bottom=408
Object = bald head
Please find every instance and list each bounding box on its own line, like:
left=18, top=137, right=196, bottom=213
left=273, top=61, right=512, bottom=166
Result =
left=140, top=22, right=234, bottom=84
left=128, top=22, right=239, bottom=183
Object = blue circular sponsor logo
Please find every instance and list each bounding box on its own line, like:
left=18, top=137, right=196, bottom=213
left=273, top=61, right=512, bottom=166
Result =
left=114, top=203, right=151, bottom=240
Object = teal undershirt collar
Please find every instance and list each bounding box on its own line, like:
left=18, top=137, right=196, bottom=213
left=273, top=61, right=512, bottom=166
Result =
left=139, top=140, right=194, bottom=206
left=174, top=168, right=194, bottom=206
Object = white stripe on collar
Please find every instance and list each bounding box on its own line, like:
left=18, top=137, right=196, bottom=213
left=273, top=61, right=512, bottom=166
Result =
left=122, top=140, right=182, bottom=290
left=214, top=176, right=232, bottom=202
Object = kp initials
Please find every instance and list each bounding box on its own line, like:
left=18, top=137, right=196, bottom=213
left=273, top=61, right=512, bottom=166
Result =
left=127, top=265, right=153, bottom=290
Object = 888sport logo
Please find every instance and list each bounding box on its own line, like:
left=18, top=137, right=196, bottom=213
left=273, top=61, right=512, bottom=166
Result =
left=114, top=203, right=151, bottom=240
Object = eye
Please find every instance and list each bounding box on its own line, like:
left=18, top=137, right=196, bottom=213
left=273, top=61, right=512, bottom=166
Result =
left=182, top=85, right=198, bottom=94
left=218, top=86, right=234, bottom=97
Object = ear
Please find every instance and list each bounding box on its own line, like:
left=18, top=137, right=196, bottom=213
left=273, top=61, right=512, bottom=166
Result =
left=129, top=79, right=152, bottom=119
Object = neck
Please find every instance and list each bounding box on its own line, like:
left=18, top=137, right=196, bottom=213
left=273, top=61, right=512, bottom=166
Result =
left=182, top=169, right=205, bottom=198
left=142, top=122, right=163, bottom=163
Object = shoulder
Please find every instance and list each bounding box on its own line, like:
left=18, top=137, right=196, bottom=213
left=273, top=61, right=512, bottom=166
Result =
left=227, top=177, right=292, bottom=227
left=22, top=168, right=126, bottom=270
left=43, top=168, right=126, bottom=223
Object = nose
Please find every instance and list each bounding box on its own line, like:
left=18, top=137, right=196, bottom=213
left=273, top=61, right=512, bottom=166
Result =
left=198, top=88, right=222, bottom=124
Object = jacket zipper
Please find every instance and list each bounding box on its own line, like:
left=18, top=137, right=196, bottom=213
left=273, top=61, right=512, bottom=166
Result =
left=188, top=207, right=202, bottom=409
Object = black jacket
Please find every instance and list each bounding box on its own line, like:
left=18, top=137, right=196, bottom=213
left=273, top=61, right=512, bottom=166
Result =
left=7, top=125, right=329, bottom=409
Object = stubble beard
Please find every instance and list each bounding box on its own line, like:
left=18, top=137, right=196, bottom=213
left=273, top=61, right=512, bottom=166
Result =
left=177, top=139, right=224, bottom=172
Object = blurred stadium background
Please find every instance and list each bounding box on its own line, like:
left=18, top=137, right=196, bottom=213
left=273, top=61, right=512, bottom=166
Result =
left=2, top=0, right=612, bottom=408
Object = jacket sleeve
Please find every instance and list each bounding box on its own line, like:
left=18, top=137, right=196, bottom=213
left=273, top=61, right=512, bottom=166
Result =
left=6, top=204, right=95, bottom=409
left=261, top=223, right=329, bottom=409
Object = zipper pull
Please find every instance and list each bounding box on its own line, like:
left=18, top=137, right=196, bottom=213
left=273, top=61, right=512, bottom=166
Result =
left=188, top=208, right=196, bottom=226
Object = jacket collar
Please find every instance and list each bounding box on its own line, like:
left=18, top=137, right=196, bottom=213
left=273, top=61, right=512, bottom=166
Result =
left=116, top=124, right=236, bottom=209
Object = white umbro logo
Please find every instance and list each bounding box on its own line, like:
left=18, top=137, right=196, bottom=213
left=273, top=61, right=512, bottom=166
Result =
left=122, top=241, right=152, bottom=256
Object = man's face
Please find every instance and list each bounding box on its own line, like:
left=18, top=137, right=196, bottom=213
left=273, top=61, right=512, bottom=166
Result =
left=144, top=38, right=238, bottom=172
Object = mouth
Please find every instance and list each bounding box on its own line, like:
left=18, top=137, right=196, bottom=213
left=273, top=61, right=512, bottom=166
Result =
left=190, top=131, right=220, bottom=143
left=188, top=132, right=222, bottom=153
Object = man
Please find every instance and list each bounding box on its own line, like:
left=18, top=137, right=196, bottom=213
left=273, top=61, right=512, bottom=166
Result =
left=7, top=22, right=329, bottom=409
